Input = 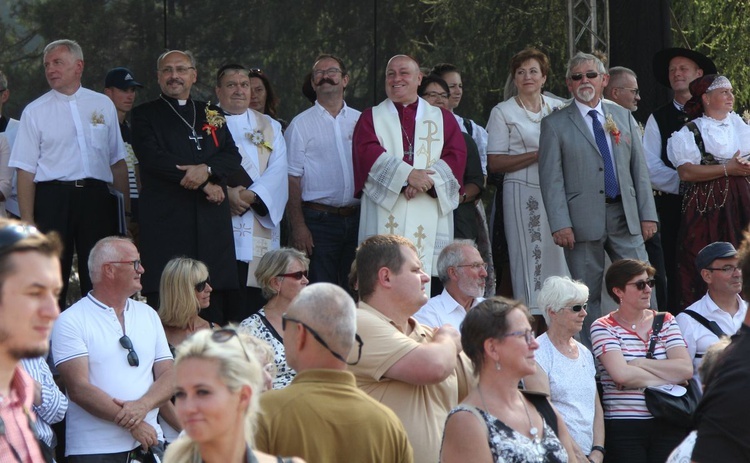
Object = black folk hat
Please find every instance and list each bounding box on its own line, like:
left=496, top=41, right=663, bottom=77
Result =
left=652, top=48, right=717, bottom=89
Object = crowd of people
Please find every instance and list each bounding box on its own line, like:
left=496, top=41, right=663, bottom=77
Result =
left=0, top=36, right=749, bottom=463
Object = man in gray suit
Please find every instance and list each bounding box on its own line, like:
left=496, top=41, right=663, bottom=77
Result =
left=539, top=52, right=658, bottom=347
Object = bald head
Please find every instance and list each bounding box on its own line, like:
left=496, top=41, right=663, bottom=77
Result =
left=386, top=55, right=422, bottom=105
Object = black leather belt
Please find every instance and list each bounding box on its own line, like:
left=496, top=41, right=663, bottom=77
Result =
left=652, top=190, right=678, bottom=197
left=41, top=178, right=108, bottom=188
left=605, top=196, right=622, bottom=204
left=303, top=202, right=360, bottom=217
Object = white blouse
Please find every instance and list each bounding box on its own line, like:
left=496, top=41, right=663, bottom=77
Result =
left=667, top=112, right=750, bottom=167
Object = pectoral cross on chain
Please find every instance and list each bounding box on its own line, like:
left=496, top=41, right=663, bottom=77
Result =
left=189, top=129, right=203, bottom=151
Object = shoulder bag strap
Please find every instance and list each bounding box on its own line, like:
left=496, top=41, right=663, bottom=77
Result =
left=683, top=309, right=726, bottom=338
left=647, top=312, right=666, bottom=359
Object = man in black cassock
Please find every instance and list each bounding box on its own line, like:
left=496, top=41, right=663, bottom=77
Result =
left=132, top=50, right=242, bottom=323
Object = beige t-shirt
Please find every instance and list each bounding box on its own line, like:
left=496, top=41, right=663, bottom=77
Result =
left=349, top=302, right=462, bottom=463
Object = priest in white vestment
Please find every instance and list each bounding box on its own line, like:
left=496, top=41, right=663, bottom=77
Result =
left=353, top=55, right=466, bottom=290
left=216, top=64, right=288, bottom=318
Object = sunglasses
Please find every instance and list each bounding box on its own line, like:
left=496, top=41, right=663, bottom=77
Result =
left=0, top=224, right=40, bottom=252
left=195, top=278, right=211, bottom=292
left=277, top=270, right=308, bottom=280
left=282, top=314, right=363, bottom=365
left=119, top=335, right=139, bottom=367
left=498, top=329, right=536, bottom=346
left=626, top=278, right=656, bottom=291
left=211, top=328, right=255, bottom=364
left=570, top=71, right=601, bottom=81
left=566, top=303, right=588, bottom=312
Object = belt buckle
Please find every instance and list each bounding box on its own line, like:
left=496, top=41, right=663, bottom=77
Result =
left=74, top=179, right=85, bottom=188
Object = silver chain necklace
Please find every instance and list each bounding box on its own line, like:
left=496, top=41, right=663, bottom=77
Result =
left=159, top=94, right=203, bottom=150
left=477, top=385, right=541, bottom=444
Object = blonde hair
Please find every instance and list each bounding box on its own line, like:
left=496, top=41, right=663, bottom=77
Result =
left=163, top=328, right=264, bottom=462
left=254, top=248, right=309, bottom=300
left=158, top=257, right=210, bottom=328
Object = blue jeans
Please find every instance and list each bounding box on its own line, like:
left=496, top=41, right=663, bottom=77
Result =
left=303, top=207, right=359, bottom=292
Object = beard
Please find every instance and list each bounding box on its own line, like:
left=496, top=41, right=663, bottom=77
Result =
left=575, top=84, right=596, bottom=103
left=9, top=345, right=49, bottom=361
left=457, top=277, right=485, bottom=299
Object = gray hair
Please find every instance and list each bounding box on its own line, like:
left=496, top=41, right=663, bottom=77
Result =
left=254, top=248, right=309, bottom=300
left=437, top=239, right=477, bottom=283
left=537, top=276, right=590, bottom=324
left=285, top=283, right=356, bottom=359
left=157, top=50, right=197, bottom=70
left=566, top=52, right=606, bottom=79
left=43, top=39, right=83, bottom=62
left=88, top=236, right=134, bottom=284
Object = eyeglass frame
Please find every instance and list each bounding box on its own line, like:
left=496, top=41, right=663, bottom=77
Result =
left=706, top=265, right=742, bottom=275
left=497, top=329, right=536, bottom=346
left=614, top=86, right=640, bottom=96
left=569, top=71, right=602, bottom=81
left=626, top=278, right=656, bottom=291
left=119, top=335, right=140, bottom=367
left=282, top=314, right=363, bottom=365
left=0, top=224, right=40, bottom=254
left=455, top=262, right=488, bottom=271
left=565, top=302, right=588, bottom=312
left=312, top=68, right=342, bottom=78
left=277, top=270, right=308, bottom=280
left=422, top=91, right=450, bottom=100
left=195, top=277, right=211, bottom=292
left=159, top=66, right=195, bottom=76
left=211, top=328, right=255, bottom=364
left=107, top=260, right=141, bottom=272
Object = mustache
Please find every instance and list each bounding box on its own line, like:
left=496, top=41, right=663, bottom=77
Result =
left=167, top=78, right=184, bottom=86
left=316, top=78, right=337, bottom=86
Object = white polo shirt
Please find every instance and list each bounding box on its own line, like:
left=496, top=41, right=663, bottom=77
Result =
left=51, top=293, right=172, bottom=455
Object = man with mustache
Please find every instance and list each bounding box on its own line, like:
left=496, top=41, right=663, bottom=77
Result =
left=0, top=219, right=62, bottom=462
left=131, top=50, right=242, bottom=324
left=9, top=39, right=129, bottom=309
left=415, top=239, right=486, bottom=328
left=352, top=55, right=466, bottom=294
left=538, top=52, right=657, bottom=348
left=285, top=54, right=361, bottom=290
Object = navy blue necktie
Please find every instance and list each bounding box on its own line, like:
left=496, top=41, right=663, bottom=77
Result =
left=588, top=110, right=619, bottom=199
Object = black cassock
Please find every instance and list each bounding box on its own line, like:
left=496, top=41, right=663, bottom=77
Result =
left=132, top=95, right=242, bottom=296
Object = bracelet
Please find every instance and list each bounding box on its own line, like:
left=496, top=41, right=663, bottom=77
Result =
left=591, top=445, right=606, bottom=456
left=724, top=163, right=728, bottom=177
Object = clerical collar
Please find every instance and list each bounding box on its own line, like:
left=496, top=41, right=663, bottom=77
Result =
left=159, top=94, right=191, bottom=105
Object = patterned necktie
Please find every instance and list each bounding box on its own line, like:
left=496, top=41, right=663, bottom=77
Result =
left=588, top=110, right=619, bottom=199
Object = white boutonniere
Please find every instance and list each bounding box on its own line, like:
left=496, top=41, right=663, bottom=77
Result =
left=603, top=114, right=621, bottom=145
left=246, top=129, right=273, bottom=151
left=91, top=110, right=105, bottom=125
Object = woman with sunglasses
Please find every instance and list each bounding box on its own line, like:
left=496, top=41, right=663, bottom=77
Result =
left=525, top=276, right=604, bottom=463
left=164, top=328, right=304, bottom=463
left=591, top=259, right=693, bottom=463
left=158, top=257, right=216, bottom=442
left=440, top=297, right=575, bottom=463
left=240, top=248, right=309, bottom=389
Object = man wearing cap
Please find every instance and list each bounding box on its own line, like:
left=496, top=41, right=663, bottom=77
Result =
left=105, top=67, right=143, bottom=241
left=643, top=48, right=717, bottom=312
left=676, top=242, right=747, bottom=388
left=9, top=39, right=129, bottom=308
left=132, top=50, right=242, bottom=324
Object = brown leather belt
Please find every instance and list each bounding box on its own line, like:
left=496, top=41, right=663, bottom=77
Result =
left=302, top=201, right=360, bottom=217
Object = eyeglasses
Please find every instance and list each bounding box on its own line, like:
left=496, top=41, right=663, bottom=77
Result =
left=626, top=278, right=656, bottom=291
left=211, top=328, right=255, bottom=364
left=456, top=262, right=488, bottom=271
left=615, top=87, right=640, bottom=96
left=249, top=68, right=264, bottom=75
left=0, top=88, right=5, bottom=93
left=0, top=224, right=40, bottom=252
left=107, top=260, right=141, bottom=271
left=498, top=329, right=536, bottom=346
left=282, top=314, right=363, bottom=365
left=195, top=277, right=211, bottom=292
left=706, top=265, right=742, bottom=275
left=566, top=303, right=588, bottom=312
left=159, top=66, right=195, bottom=75
left=313, top=68, right=342, bottom=78
left=277, top=270, right=308, bottom=280
left=569, top=72, right=601, bottom=81
left=119, top=335, right=140, bottom=367
left=423, top=91, right=449, bottom=99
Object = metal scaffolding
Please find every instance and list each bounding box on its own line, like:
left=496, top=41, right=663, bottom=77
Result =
left=567, top=0, right=609, bottom=58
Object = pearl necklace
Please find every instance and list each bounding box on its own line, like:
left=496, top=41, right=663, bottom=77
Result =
left=517, top=95, right=550, bottom=124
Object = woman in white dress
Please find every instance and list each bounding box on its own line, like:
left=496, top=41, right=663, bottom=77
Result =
left=486, top=48, right=569, bottom=313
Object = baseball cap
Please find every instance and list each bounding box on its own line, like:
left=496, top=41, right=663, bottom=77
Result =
left=105, top=67, right=143, bottom=90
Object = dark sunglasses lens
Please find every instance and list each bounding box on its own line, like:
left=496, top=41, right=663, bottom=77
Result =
left=127, top=351, right=139, bottom=367
left=195, top=279, right=210, bottom=292
left=211, top=329, right=234, bottom=343
left=586, top=72, right=599, bottom=78
left=290, top=271, right=308, bottom=280
left=119, top=335, right=133, bottom=349
left=571, top=303, right=587, bottom=312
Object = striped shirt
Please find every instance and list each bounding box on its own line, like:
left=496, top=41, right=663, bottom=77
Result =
left=19, top=357, right=68, bottom=447
left=0, top=366, right=44, bottom=463
left=591, top=311, right=687, bottom=419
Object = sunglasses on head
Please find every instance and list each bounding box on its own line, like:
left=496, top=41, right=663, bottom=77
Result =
left=570, top=71, right=601, bottom=81
left=627, top=278, right=656, bottom=291
left=277, top=270, right=308, bottom=280
left=195, top=278, right=210, bottom=292
left=211, top=328, right=255, bottom=363
left=0, top=224, right=40, bottom=252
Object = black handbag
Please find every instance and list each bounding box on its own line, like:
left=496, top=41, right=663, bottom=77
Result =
left=643, top=312, right=702, bottom=428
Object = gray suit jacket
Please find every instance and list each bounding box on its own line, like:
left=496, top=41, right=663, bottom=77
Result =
left=538, top=100, right=657, bottom=242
